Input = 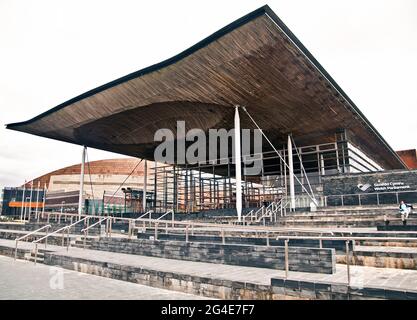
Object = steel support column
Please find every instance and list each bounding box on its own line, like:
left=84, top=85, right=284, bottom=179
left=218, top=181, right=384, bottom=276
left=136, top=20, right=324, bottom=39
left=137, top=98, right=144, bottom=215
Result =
left=78, top=146, right=86, bottom=217
left=143, top=160, right=147, bottom=213
left=234, top=106, right=242, bottom=221
left=287, top=135, right=296, bottom=211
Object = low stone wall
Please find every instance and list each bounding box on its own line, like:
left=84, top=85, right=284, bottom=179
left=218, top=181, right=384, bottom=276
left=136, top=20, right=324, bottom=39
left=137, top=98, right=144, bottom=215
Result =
left=89, top=238, right=336, bottom=274
left=0, top=222, right=101, bottom=235
left=271, top=278, right=417, bottom=300
left=43, top=252, right=285, bottom=300
left=41, top=252, right=417, bottom=300
left=337, top=249, right=417, bottom=270
left=377, top=224, right=417, bottom=231
left=137, top=232, right=350, bottom=254
left=0, top=230, right=72, bottom=246
left=0, top=244, right=28, bottom=260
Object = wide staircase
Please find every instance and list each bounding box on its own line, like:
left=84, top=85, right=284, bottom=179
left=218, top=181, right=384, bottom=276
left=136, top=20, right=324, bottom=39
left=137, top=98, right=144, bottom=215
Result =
left=1, top=206, right=417, bottom=300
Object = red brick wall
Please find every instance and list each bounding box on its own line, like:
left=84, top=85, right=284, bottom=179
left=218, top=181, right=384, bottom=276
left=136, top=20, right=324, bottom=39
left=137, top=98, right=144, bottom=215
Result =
left=22, top=158, right=152, bottom=188
left=397, top=149, right=417, bottom=169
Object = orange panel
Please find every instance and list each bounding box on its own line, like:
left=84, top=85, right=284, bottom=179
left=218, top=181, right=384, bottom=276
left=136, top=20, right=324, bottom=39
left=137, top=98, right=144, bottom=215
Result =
left=8, top=202, right=44, bottom=208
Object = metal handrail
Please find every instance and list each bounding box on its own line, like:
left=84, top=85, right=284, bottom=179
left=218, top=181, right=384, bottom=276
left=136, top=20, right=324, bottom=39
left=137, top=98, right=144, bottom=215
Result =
left=14, top=224, right=51, bottom=260
left=256, top=200, right=281, bottom=223
left=156, top=209, right=174, bottom=221
left=33, top=217, right=88, bottom=244
left=137, top=210, right=154, bottom=220
left=32, top=210, right=335, bottom=235
left=157, top=209, right=175, bottom=228
left=81, top=217, right=108, bottom=248
left=133, top=217, right=334, bottom=234
left=274, top=234, right=417, bottom=286
left=31, top=217, right=89, bottom=265
left=80, top=217, right=107, bottom=234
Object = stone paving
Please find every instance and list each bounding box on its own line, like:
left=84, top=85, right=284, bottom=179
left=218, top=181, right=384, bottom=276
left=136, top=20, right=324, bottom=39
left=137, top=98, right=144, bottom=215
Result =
left=356, top=245, right=417, bottom=254
left=0, top=255, right=207, bottom=300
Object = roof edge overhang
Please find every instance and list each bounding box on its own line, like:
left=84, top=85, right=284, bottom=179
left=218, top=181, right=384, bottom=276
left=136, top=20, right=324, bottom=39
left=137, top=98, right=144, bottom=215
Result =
left=5, top=4, right=407, bottom=169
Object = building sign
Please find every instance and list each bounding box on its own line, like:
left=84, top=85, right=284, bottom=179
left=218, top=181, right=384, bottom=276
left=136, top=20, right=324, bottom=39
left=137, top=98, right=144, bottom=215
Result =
left=322, top=170, right=417, bottom=197
left=357, top=181, right=412, bottom=193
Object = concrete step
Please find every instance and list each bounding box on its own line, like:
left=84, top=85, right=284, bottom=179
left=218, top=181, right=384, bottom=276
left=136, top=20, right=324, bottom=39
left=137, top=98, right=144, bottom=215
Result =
left=24, top=251, right=45, bottom=263
left=338, top=245, right=417, bottom=270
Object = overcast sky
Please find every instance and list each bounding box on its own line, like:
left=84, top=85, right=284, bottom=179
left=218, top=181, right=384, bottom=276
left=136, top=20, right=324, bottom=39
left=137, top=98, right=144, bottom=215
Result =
left=0, top=0, right=416, bottom=188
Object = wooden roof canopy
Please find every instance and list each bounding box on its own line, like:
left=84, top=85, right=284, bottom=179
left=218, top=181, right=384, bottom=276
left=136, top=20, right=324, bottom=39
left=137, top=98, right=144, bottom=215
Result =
left=6, top=5, right=406, bottom=170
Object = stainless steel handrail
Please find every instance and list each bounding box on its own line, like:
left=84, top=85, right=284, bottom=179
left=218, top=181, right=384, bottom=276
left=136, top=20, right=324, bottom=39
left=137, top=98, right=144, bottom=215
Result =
left=137, top=210, right=154, bottom=220
left=31, top=217, right=88, bottom=264
left=274, top=234, right=417, bottom=286
left=14, top=224, right=51, bottom=260
left=156, top=209, right=174, bottom=220
left=80, top=217, right=108, bottom=248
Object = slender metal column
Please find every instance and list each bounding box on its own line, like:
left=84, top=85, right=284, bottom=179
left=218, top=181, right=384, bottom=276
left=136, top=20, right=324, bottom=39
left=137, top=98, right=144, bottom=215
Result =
left=41, top=183, right=47, bottom=218
left=154, top=162, right=158, bottom=211
left=143, top=160, right=147, bottom=212
left=320, top=153, right=325, bottom=176
left=35, top=181, right=40, bottom=218
left=78, top=146, right=87, bottom=217
left=287, top=135, right=295, bottom=211
left=20, top=181, right=26, bottom=220
left=27, top=181, right=33, bottom=220
left=234, top=106, right=242, bottom=221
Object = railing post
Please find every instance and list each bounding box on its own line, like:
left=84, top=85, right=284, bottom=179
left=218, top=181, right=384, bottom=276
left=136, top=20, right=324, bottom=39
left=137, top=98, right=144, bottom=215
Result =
left=47, top=213, right=50, bottom=223
left=319, top=239, right=323, bottom=248
left=128, top=220, right=132, bottom=239
left=221, top=229, right=225, bottom=244
left=83, top=230, right=86, bottom=249
left=185, top=225, right=189, bottom=243
left=45, top=229, right=48, bottom=249
left=61, top=228, right=65, bottom=246
left=66, top=228, right=70, bottom=252
left=172, top=210, right=174, bottom=228
left=346, top=240, right=351, bottom=286
left=284, top=239, right=289, bottom=279
left=86, top=217, right=90, bottom=237
left=14, top=240, right=18, bottom=261
left=109, top=218, right=113, bottom=238
left=266, top=231, right=270, bottom=246
left=154, top=222, right=159, bottom=241
left=377, top=193, right=380, bottom=206
left=34, top=244, right=38, bottom=265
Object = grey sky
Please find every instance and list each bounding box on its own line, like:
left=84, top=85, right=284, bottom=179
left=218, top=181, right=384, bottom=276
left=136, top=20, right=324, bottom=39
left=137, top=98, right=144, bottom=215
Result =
left=0, top=0, right=416, bottom=188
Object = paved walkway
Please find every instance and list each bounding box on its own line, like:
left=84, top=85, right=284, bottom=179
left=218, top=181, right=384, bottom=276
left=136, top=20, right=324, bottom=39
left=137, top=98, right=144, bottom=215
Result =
left=356, top=245, right=417, bottom=254
left=2, top=238, right=417, bottom=293
left=0, top=255, right=207, bottom=300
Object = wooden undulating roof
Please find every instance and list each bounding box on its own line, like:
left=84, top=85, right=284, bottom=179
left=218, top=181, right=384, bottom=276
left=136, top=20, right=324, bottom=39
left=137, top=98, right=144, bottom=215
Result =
left=6, top=5, right=406, bottom=170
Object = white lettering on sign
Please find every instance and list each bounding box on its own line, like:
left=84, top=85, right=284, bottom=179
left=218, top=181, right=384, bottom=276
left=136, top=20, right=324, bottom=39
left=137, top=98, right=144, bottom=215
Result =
left=373, top=181, right=411, bottom=191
